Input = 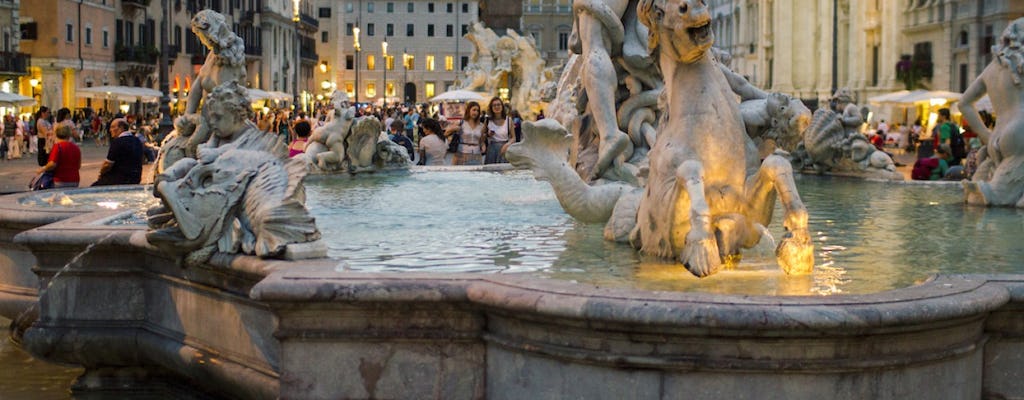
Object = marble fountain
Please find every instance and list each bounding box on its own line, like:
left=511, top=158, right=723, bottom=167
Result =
left=4, top=6, right=1024, bottom=400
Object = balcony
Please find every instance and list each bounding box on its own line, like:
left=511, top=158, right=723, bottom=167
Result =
left=115, top=44, right=160, bottom=64
left=0, top=51, right=30, bottom=78
left=300, top=47, right=318, bottom=63
left=122, top=0, right=150, bottom=9
left=299, top=12, right=319, bottom=31
left=245, top=45, right=262, bottom=57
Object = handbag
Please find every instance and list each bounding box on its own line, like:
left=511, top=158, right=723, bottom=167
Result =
left=447, top=121, right=462, bottom=153
left=30, top=170, right=54, bottom=191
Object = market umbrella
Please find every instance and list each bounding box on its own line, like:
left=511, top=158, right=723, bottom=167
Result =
left=0, top=92, right=36, bottom=107
left=429, top=89, right=487, bottom=103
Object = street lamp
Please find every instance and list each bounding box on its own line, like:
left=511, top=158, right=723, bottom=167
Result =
left=292, top=0, right=301, bottom=114
left=353, top=26, right=361, bottom=105
left=403, top=48, right=409, bottom=105
left=382, top=39, right=388, bottom=105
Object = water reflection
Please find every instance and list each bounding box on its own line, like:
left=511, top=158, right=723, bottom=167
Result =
left=0, top=318, right=79, bottom=399
left=307, top=172, right=1024, bottom=296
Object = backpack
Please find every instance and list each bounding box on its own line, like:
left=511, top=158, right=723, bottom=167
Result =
left=947, top=123, right=966, bottom=159
left=911, top=157, right=939, bottom=180
left=447, top=121, right=462, bottom=153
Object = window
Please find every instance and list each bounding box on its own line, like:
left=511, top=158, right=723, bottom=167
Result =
left=322, top=31, right=328, bottom=43
left=425, top=82, right=435, bottom=98
left=426, top=55, right=435, bottom=71
left=407, top=2, right=413, bottom=12
left=367, top=2, right=374, bottom=13
left=406, top=24, right=414, bottom=36
left=385, top=55, right=394, bottom=70
left=345, top=82, right=355, bottom=97
left=346, top=55, right=354, bottom=69
left=386, top=82, right=394, bottom=97
left=386, top=24, right=394, bottom=36
left=558, top=32, right=569, bottom=51
left=444, top=55, right=453, bottom=71
left=319, top=7, right=331, bottom=18
left=366, top=82, right=376, bottom=98
left=460, top=56, right=468, bottom=70
left=530, top=31, right=540, bottom=50
left=174, top=26, right=182, bottom=50
left=85, top=26, right=92, bottom=45
left=462, top=3, right=468, bottom=12
left=346, top=23, right=354, bottom=36
left=103, top=29, right=109, bottom=48
left=446, top=24, right=453, bottom=37
left=461, top=24, right=468, bottom=35
left=428, top=3, right=434, bottom=12
left=427, top=24, right=434, bottom=37
left=346, top=2, right=354, bottom=12
left=387, top=2, right=394, bottom=12
left=66, top=23, right=73, bottom=42
left=367, top=23, right=375, bottom=36
left=447, top=2, right=453, bottom=12
left=405, top=54, right=414, bottom=69
left=367, top=55, right=376, bottom=70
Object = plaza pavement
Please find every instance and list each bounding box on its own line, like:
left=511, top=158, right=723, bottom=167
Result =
left=0, top=140, right=154, bottom=194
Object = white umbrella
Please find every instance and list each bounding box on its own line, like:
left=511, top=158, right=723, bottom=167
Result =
left=247, top=88, right=274, bottom=101
left=76, top=85, right=163, bottom=102
left=867, top=90, right=915, bottom=105
left=429, top=89, right=487, bottom=103
left=896, top=90, right=961, bottom=105
left=0, top=92, right=36, bottom=107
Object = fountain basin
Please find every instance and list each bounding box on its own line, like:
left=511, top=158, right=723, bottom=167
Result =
left=5, top=169, right=1024, bottom=398
left=11, top=211, right=1024, bottom=399
left=0, top=185, right=153, bottom=320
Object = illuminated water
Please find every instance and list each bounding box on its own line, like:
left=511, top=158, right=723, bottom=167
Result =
left=306, top=170, right=1024, bottom=296
left=23, top=171, right=1024, bottom=296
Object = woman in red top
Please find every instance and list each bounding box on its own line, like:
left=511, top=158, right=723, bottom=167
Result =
left=37, top=125, right=81, bottom=188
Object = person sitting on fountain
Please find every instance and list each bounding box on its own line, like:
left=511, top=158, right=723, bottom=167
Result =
left=288, top=120, right=311, bottom=158
left=388, top=119, right=415, bottom=161
left=93, top=118, right=144, bottom=186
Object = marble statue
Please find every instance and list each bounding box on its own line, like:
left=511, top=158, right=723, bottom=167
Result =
left=154, top=114, right=200, bottom=176
left=509, top=0, right=814, bottom=278
left=553, top=0, right=663, bottom=183
left=740, top=92, right=812, bottom=160
left=796, top=88, right=901, bottom=179
left=183, top=10, right=247, bottom=150
left=457, top=23, right=557, bottom=119
left=960, top=18, right=1024, bottom=208
left=147, top=82, right=322, bottom=266
left=303, top=95, right=407, bottom=173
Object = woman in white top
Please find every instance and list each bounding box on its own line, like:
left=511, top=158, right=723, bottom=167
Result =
left=445, top=101, right=486, bottom=165
left=484, top=97, right=511, bottom=164
left=418, top=118, right=449, bottom=166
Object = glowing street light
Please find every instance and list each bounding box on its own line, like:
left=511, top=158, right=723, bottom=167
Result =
left=353, top=25, right=361, bottom=105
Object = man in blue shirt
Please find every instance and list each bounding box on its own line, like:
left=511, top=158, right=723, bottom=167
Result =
left=93, top=118, right=144, bottom=186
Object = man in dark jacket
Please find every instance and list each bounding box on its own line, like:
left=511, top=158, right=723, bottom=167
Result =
left=388, top=119, right=414, bottom=161
left=93, top=118, right=144, bottom=186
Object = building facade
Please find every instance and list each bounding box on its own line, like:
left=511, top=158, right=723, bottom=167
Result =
left=520, top=0, right=572, bottom=68
left=322, top=0, right=480, bottom=105
left=711, top=0, right=1024, bottom=108
left=0, top=0, right=30, bottom=107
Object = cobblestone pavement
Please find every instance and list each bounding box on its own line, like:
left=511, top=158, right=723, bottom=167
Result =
left=0, top=140, right=154, bottom=194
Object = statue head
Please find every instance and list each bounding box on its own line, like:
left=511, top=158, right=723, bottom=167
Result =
left=995, top=17, right=1024, bottom=85
left=191, top=10, right=245, bottom=67
left=638, top=0, right=713, bottom=63
left=203, top=82, right=254, bottom=140
left=831, top=87, right=855, bottom=109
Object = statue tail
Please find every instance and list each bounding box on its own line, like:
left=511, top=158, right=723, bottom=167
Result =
left=507, top=119, right=629, bottom=223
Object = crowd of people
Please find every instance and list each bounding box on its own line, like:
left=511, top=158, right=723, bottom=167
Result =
left=867, top=107, right=995, bottom=182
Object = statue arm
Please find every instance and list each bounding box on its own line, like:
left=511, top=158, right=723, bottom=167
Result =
left=719, top=64, right=767, bottom=101
left=958, top=72, right=992, bottom=144
left=185, top=80, right=203, bottom=114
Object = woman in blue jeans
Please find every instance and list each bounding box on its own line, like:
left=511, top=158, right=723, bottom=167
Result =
left=484, top=97, right=511, bottom=164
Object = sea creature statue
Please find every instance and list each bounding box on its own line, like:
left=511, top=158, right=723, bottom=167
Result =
left=509, top=0, right=814, bottom=278
left=960, top=18, right=1024, bottom=208
left=147, top=82, right=322, bottom=265
left=740, top=92, right=812, bottom=160
left=458, top=22, right=501, bottom=94
left=154, top=114, right=200, bottom=176
left=796, top=88, right=901, bottom=179
left=303, top=97, right=405, bottom=173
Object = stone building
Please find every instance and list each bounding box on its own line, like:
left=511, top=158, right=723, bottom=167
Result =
left=520, top=0, right=572, bottom=68
left=18, top=0, right=117, bottom=111
left=0, top=0, right=30, bottom=107
left=320, top=0, right=480, bottom=105
left=711, top=0, right=1024, bottom=108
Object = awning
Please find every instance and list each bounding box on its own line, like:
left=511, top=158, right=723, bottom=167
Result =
left=76, top=86, right=163, bottom=102
left=429, top=89, right=487, bottom=103
left=0, top=91, right=36, bottom=107
left=868, top=89, right=961, bottom=106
